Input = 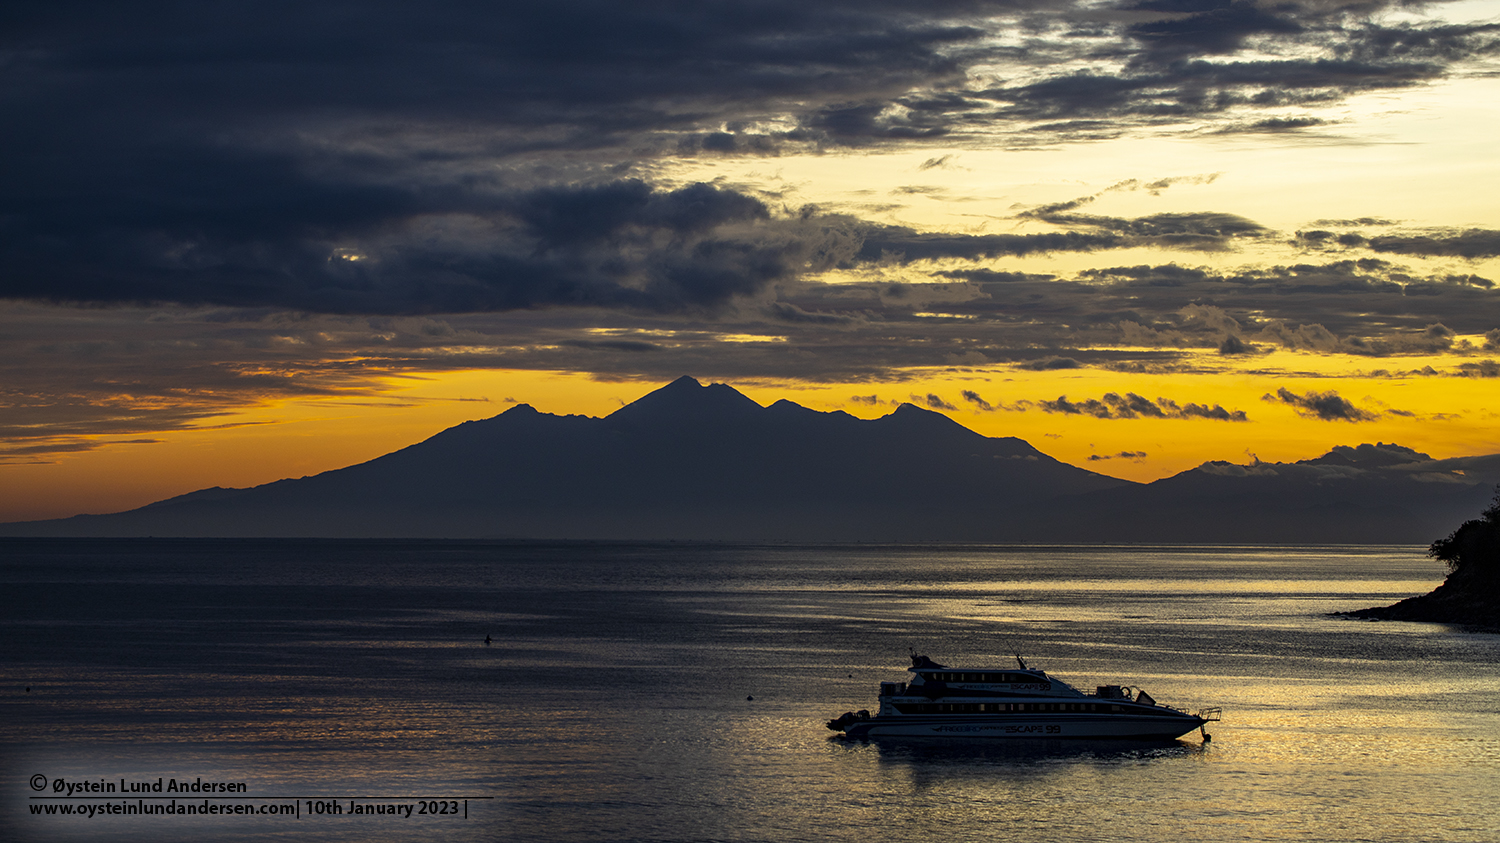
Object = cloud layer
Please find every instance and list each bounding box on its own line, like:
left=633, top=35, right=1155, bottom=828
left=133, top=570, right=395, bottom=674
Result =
left=4, top=1, right=1500, bottom=460
left=5, top=1, right=1499, bottom=315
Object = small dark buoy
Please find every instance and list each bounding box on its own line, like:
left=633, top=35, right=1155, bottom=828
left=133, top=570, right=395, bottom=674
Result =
left=847, top=674, right=853, bottom=678
left=1203, top=733, right=1212, bottom=742
left=484, top=635, right=492, bottom=645
left=25, top=686, right=30, bottom=693
left=746, top=695, right=753, bottom=701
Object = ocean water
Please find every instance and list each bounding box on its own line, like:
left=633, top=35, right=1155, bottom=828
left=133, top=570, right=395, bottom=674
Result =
left=1, top=539, right=1496, bottom=842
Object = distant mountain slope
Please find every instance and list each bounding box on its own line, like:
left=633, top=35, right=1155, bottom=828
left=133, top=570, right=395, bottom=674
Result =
left=0, top=377, right=1127, bottom=539
left=1056, top=443, right=1500, bottom=544
left=4, top=378, right=1496, bottom=541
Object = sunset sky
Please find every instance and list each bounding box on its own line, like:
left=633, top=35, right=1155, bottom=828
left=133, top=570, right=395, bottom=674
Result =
left=4, top=0, right=1500, bottom=523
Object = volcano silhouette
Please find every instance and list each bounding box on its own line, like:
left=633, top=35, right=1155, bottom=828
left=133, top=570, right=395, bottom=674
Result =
left=3, top=377, right=1495, bottom=541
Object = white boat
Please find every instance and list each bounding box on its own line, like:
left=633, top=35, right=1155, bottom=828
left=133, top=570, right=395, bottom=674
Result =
left=827, top=653, right=1221, bottom=741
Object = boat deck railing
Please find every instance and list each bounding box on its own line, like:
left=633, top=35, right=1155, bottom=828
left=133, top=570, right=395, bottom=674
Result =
left=1196, top=707, right=1223, bottom=722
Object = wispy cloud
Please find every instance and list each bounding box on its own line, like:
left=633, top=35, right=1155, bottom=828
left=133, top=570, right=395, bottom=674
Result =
left=1088, top=451, right=1147, bottom=462
left=1035, top=393, right=1247, bottom=421
left=961, top=390, right=993, bottom=411
left=915, top=393, right=958, bottom=411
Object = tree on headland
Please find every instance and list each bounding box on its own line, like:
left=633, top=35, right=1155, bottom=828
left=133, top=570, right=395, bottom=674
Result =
left=1428, top=486, right=1500, bottom=584
left=1342, top=486, right=1498, bottom=628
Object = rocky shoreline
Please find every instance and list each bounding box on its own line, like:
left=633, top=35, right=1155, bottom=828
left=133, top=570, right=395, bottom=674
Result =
left=1341, top=488, right=1499, bottom=631
left=1340, top=571, right=1498, bottom=631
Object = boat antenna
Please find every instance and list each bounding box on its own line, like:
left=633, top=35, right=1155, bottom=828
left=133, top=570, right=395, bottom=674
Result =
left=997, top=633, right=1028, bottom=670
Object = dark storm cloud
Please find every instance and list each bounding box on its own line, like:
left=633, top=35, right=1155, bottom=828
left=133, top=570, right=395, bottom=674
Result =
left=1124, top=1, right=1304, bottom=64
left=1262, top=387, right=1379, bottom=421
left=1, top=179, right=865, bottom=314
left=3, top=1, right=1496, bottom=319
left=0, top=0, right=1046, bottom=315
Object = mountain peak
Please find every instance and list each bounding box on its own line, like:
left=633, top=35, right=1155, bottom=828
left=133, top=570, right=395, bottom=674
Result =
left=890, top=402, right=936, bottom=417
left=606, top=376, right=764, bottom=425
left=876, top=402, right=985, bottom=439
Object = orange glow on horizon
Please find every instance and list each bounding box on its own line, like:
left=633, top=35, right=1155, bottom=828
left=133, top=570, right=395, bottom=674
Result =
left=4, top=360, right=1497, bottom=523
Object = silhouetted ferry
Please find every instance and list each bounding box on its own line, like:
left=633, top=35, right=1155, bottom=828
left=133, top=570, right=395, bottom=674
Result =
left=827, top=653, right=1221, bottom=740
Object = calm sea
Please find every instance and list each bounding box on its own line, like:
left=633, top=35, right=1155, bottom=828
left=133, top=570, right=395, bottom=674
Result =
left=1, top=540, right=1496, bottom=842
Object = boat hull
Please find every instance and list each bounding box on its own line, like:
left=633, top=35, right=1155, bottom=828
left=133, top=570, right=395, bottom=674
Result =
left=843, top=713, right=1206, bottom=740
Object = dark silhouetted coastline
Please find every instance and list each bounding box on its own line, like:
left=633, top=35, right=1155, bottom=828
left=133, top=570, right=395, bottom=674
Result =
left=1342, top=487, right=1500, bottom=630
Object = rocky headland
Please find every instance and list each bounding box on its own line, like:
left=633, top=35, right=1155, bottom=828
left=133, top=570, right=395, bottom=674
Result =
left=1343, top=489, right=1500, bottom=630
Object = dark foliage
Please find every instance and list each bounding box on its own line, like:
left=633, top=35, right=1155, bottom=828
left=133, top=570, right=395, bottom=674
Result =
left=1428, top=486, right=1500, bottom=579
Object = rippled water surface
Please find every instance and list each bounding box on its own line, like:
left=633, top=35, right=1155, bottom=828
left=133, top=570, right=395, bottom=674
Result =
left=1, top=540, right=1496, bottom=842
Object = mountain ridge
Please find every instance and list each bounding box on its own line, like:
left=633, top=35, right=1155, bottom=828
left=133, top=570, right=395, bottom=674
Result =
left=2, top=377, right=1495, bottom=542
